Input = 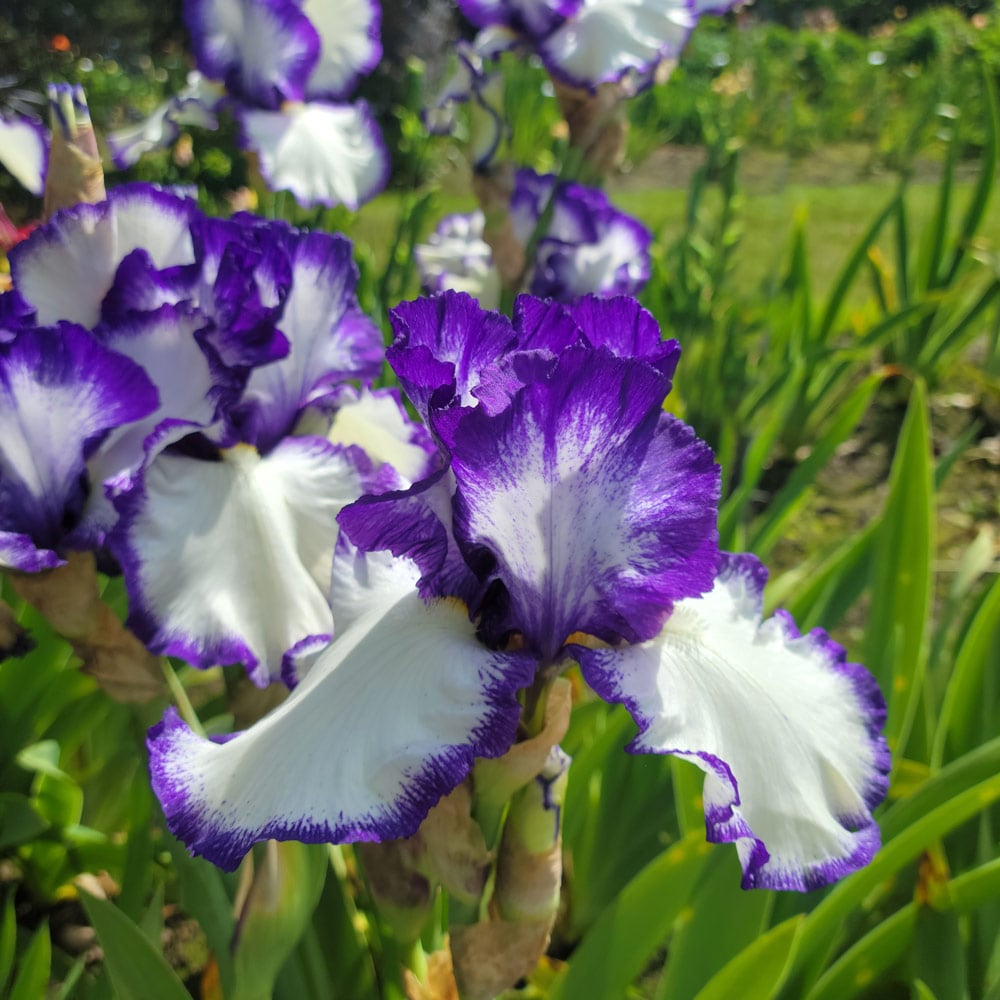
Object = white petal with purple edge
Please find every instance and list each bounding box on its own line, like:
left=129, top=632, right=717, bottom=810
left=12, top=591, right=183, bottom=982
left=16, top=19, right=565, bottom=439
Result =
left=185, top=0, right=318, bottom=106
left=576, top=554, right=890, bottom=891
left=10, top=185, right=196, bottom=327
left=238, top=102, right=388, bottom=209
left=540, top=0, right=698, bottom=88
left=147, top=590, right=536, bottom=870
left=0, top=118, right=47, bottom=195
left=301, top=0, right=381, bottom=99
left=116, top=438, right=366, bottom=685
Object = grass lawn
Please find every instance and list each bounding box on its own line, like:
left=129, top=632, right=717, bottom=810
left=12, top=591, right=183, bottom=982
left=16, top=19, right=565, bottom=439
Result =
left=351, top=144, right=1000, bottom=309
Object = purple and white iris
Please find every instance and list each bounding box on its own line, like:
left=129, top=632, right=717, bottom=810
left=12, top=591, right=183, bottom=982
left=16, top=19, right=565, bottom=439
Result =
left=415, top=169, right=651, bottom=303
left=148, top=290, right=890, bottom=891
left=110, top=0, right=388, bottom=208
left=1, top=183, right=432, bottom=690
left=458, top=0, right=740, bottom=92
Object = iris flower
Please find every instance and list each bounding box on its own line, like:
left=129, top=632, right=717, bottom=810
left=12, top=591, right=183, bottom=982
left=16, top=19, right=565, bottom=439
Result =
left=416, top=168, right=651, bottom=304
left=111, top=0, right=388, bottom=209
left=2, top=186, right=428, bottom=689
left=458, top=0, right=740, bottom=93
left=149, top=290, right=889, bottom=891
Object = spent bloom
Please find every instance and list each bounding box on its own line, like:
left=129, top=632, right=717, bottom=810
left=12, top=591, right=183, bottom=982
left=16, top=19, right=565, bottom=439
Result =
left=149, top=290, right=890, bottom=891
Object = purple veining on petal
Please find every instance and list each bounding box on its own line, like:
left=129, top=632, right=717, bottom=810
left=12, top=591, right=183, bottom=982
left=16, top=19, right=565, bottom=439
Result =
left=566, top=297, right=681, bottom=378
left=228, top=229, right=381, bottom=452
left=388, top=291, right=519, bottom=423
left=338, top=465, right=484, bottom=606
left=446, top=343, right=719, bottom=659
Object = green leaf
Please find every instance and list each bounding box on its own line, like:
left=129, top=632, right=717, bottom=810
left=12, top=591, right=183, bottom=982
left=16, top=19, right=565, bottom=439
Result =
left=864, top=378, right=934, bottom=758
left=815, top=192, right=900, bottom=344
left=806, top=906, right=917, bottom=1000
left=806, top=858, right=1000, bottom=1000
left=79, top=891, right=190, bottom=1000
left=550, top=832, right=713, bottom=1000
left=693, top=915, right=803, bottom=1000
left=0, top=792, right=50, bottom=850
left=748, top=373, right=881, bottom=559
left=7, top=922, right=51, bottom=1000
left=655, top=850, right=772, bottom=1000
left=165, top=834, right=236, bottom=997
left=931, top=574, right=1000, bottom=768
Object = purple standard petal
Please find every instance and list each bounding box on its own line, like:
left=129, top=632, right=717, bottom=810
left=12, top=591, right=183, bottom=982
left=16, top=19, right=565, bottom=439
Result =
left=0, top=325, right=158, bottom=569
left=576, top=552, right=890, bottom=891
left=184, top=0, right=320, bottom=107
left=566, top=296, right=680, bottom=377
left=387, top=291, right=519, bottom=423
left=147, top=590, right=535, bottom=870
left=228, top=230, right=382, bottom=452
left=114, top=437, right=369, bottom=685
left=236, top=101, right=389, bottom=210
left=446, top=343, right=720, bottom=660
left=10, top=183, right=198, bottom=328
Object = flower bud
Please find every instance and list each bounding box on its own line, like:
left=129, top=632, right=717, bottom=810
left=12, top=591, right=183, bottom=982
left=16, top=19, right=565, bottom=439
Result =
left=44, top=84, right=105, bottom=219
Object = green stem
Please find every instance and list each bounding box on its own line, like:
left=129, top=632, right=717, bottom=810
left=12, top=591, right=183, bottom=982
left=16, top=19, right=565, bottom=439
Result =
left=160, top=658, right=206, bottom=738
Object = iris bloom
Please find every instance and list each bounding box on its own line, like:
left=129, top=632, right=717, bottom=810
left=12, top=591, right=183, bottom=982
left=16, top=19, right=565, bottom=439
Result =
left=2, top=185, right=427, bottom=688
left=416, top=168, right=651, bottom=304
left=458, top=0, right=740, bottom=92
left=111, top=0, right=388, bottom=208
left=149, top=290, right=889, bottom=891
